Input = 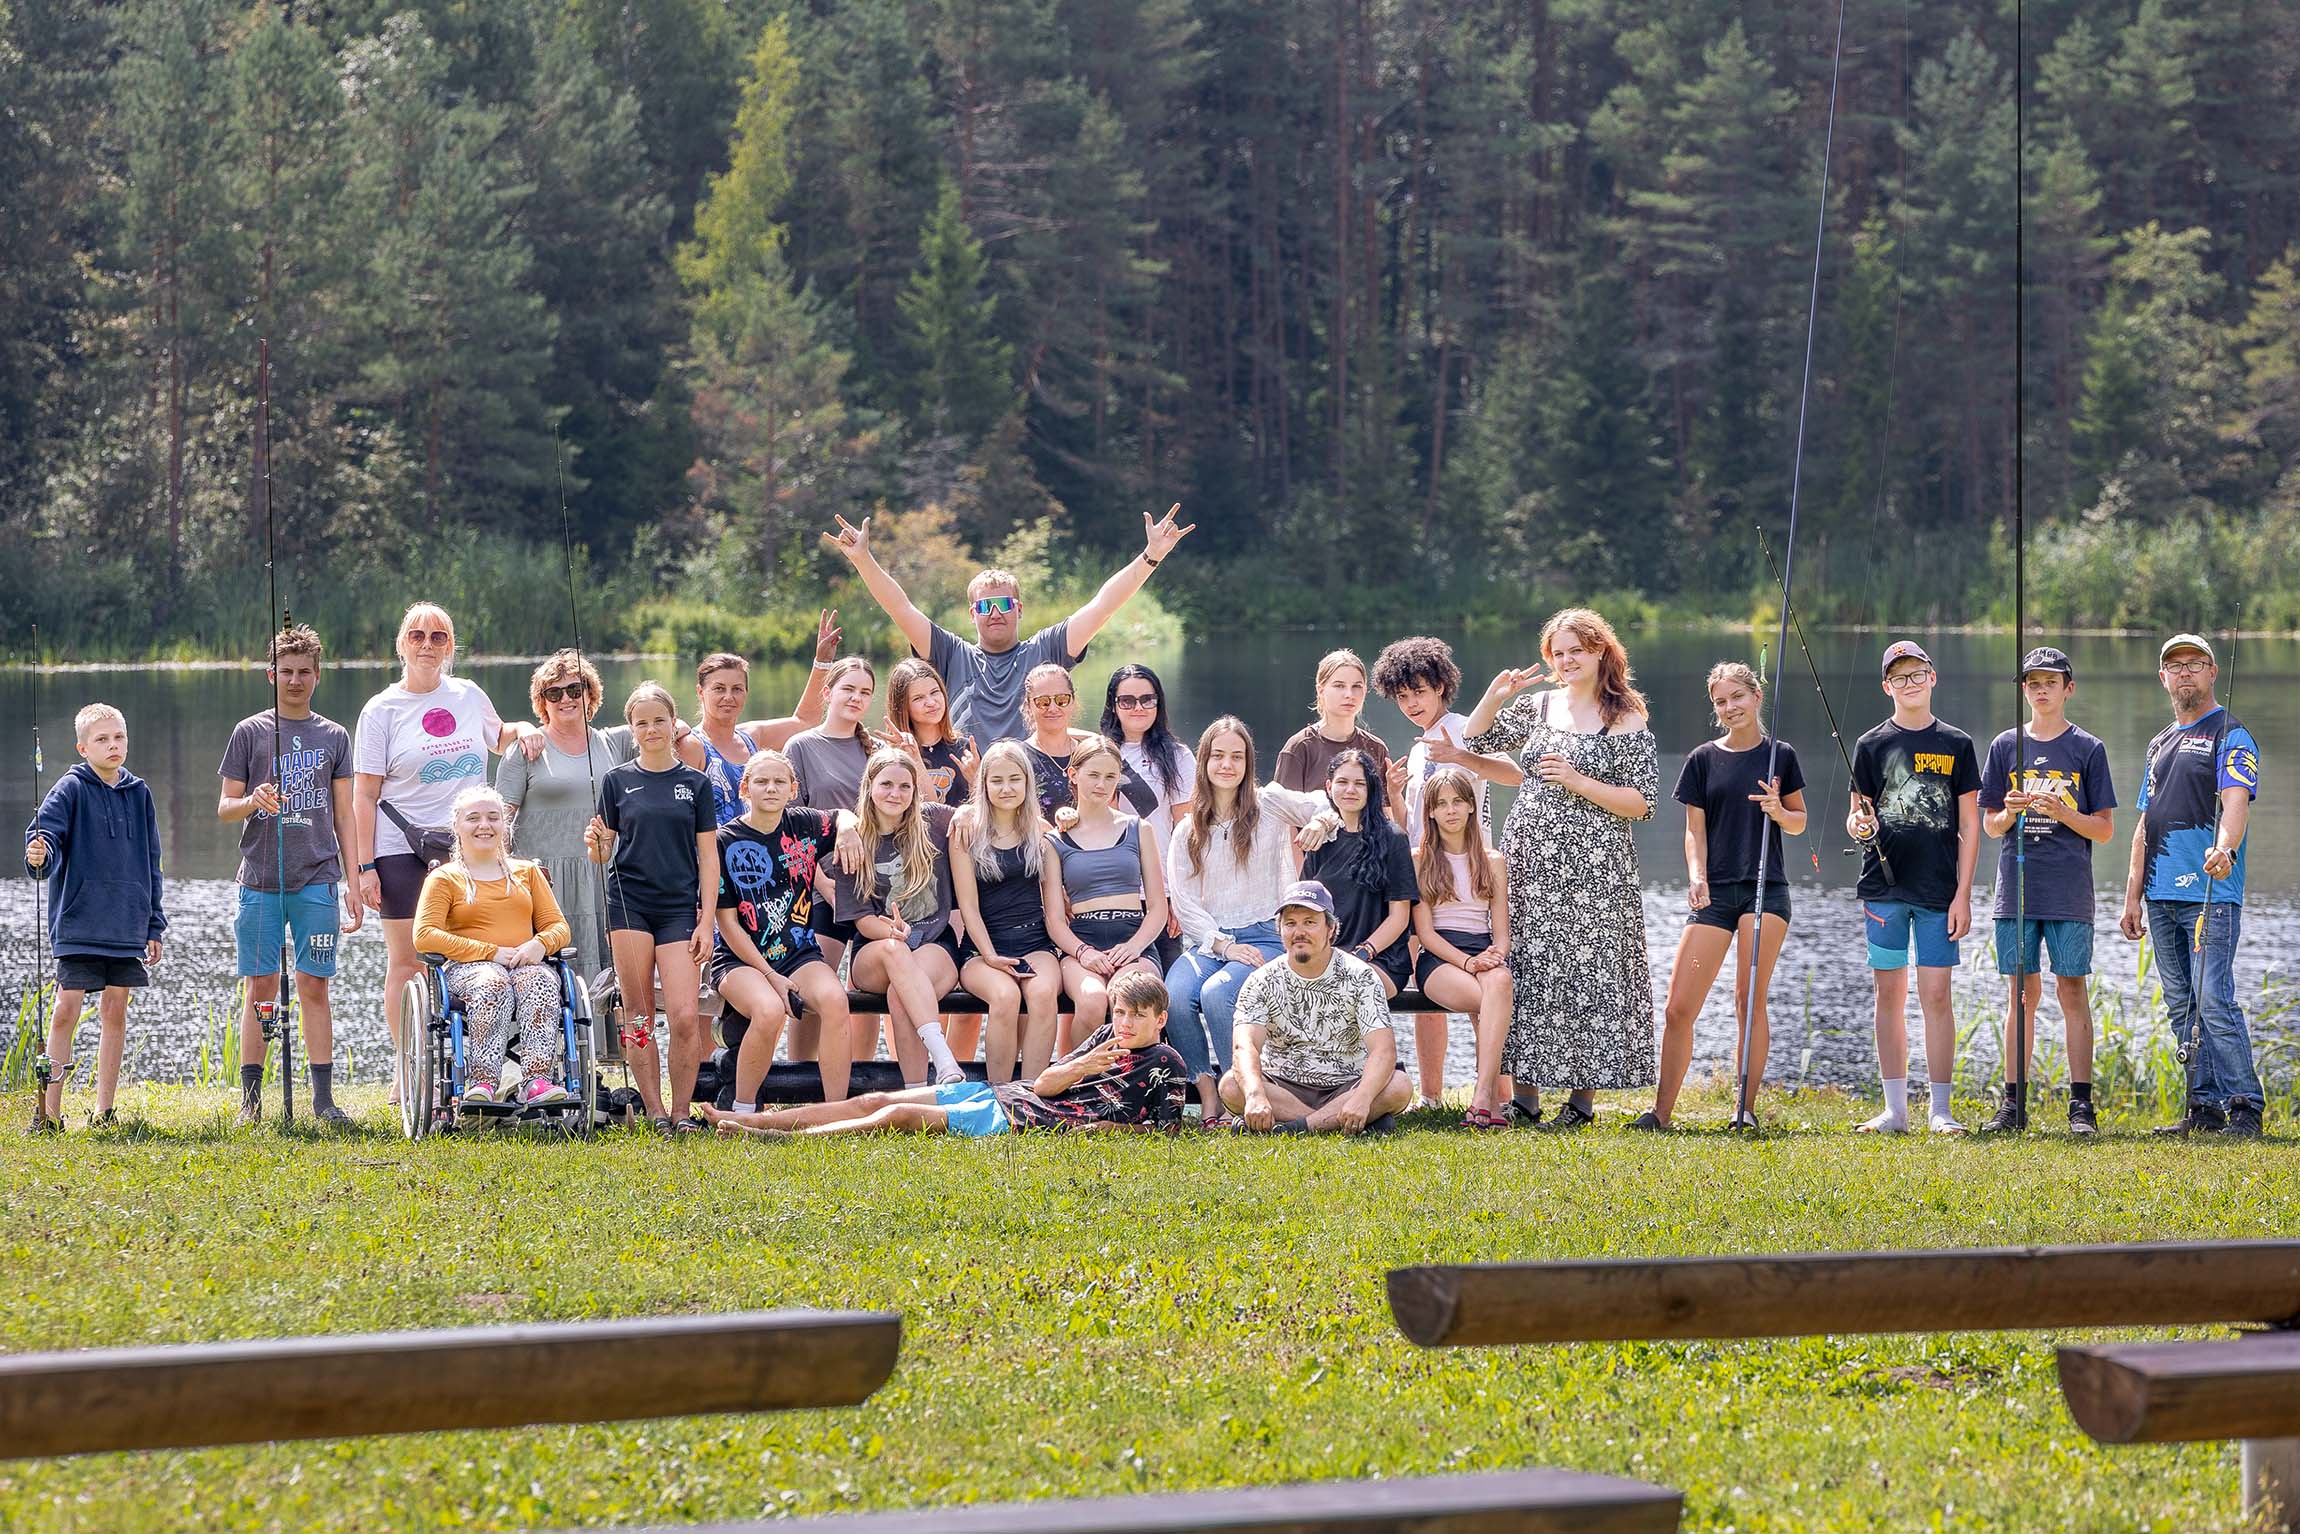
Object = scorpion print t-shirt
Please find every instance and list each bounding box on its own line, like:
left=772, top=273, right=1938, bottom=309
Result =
left=715, top=809, right=836, bottom=969
left=994, top=1026, right=1191, bottom=1130
left=1851, top=717, right=1981, bottom=909
left=354, top=677, right=503, bottom=859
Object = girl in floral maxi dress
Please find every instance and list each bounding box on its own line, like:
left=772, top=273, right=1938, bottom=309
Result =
left=1463, top=608, right=1660, bottom=1129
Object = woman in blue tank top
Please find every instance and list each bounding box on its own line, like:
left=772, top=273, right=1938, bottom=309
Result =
left=674, top=619, right=842, bottom=824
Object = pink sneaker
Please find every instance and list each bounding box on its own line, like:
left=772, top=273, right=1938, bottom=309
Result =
left=521, top=1076, right=573, bottom=1108
left=462, top=1079, right=498, bottom=1106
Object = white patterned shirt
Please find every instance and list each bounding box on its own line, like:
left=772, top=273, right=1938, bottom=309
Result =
left=1233, top=949, right=1395, bottom=1089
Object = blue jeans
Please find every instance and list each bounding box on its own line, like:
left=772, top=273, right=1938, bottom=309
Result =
left=2147, top=901, right=2263, bottom=1112
left=1162, top=921, right=1284, bottom=1081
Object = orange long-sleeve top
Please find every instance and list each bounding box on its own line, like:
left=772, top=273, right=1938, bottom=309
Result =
left=414, top=860, right=571, bottom=963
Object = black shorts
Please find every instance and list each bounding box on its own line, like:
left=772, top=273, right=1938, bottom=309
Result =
left=1688, top=879, right=1792, bottom=932
left=963, top=922, right=1057, bottom=968
left=1413, top=928, right=1494, bottom=990
left=57, top=954, right=149, bottom=992
left=1070, top=907, right=1156, bottom=964
left=807, top=897, right=859, bottom=948
left=1357, top=943, right=1412, bottom=994
left=374, top=852, right=429, bottom=920
left=708, top=944, right=831, bottom=990
left=608, top=895, right=696, bottom=944
left=1266, top=1068, right=1408, bottom=1111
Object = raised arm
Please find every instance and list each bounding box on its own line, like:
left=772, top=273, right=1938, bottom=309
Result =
left=822, top=516, right=935, bottom=658
left=1063, top=505, right=1195, bottom=655
left=745, top=610, right=841, bottom=748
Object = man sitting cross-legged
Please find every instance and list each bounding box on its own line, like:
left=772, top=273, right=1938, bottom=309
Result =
left=1221, top=880, right=1415, bottom=1135
left=701, top=970, right=1190, bottom=1139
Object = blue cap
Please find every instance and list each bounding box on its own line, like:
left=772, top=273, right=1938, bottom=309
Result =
left=1277, top=880, right=1337, bottom=919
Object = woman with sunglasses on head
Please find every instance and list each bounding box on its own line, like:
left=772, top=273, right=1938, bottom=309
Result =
left=1020, top=662, right=1159, bottom=820
left=674, top=612, right=841, bottom=825
left=354, top=603, right=539, bottom=1099
left=1274, top=648, right=1394, bottom=794
left=495, top=650, right=624, bottom=983
left=1047, top=738, right=1169, bottom=1055
left=884, top=657, right=978, bottom=808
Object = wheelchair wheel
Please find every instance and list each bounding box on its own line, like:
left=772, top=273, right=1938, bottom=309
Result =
left=574, top=1032, right=598, bottom=1139
left=395, top=974, right=433, bottom=1141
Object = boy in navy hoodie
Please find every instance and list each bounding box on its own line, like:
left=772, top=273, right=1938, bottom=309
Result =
left=24, top=703, right=167, bottom=1130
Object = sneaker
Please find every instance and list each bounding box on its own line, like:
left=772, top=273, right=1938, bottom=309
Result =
left=1412, top=1095, right=1446, bottom=1114
left=27, top=1113, right=60, bottom=1136
left=1855, top=1109, right=1907, bottom=1135
left=313, top=1102, right=355, bottom=1127
left=237, top=1096, right=263, bottom=1128
left=1929, top=1113, right=1970, bottom=1136
left=88, top=1108, right=117, bottom=1128
left=521, top=1077, right=574, bottom=1109
left=1977, top=1096, right=2028, bottom=1135
left=462, top=1080, right=498, bottom=1108
left=2067, top=1099, right=2098, bottom=1136
left=1504, top=1097, right=1545, bottom=1127
left=1626, top=1110, right=1669, bottom=1132
left=2154, top=1107, right=2228, bottom=1137
left=1540, top=1100, right=1596, bottom=1132
left=2222, top=1104, right=2265, bottom=1139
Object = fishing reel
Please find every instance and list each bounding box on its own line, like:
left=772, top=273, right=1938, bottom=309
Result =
left=32, top=1053, right=55, bottom=1091
left=255, top=1000, right=281, bottom=1046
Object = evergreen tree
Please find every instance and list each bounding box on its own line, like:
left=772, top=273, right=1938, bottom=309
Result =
left=1530, top=273, right=1673, bottom=589
left=897, top=177, right=1013, bottom=444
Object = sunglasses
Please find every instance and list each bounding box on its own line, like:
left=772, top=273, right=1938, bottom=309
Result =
left=1030, top=693, right=1074, bottom=708
left=1113, top=693, right=1158, bottom=709
left=972, top=596, right=1019, bottom=616
left=406, top=629, right=453, bottom=647
left=540, top=683, right=588, bottom=704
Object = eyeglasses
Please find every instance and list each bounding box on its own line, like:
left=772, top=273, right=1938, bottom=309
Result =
left=2162, top=660, right=2212, bottom=677
left=1113, top=693, right=1158, bottom=709
left=406, top=629, right=452, bottom=647
left=972, top=596, right=1018, bottom=616
left=1884, top=669, right=1935, bottom=690
left=1029, top=693, right=1073, bottom=708
left=540, top=683, right=588, bottom=704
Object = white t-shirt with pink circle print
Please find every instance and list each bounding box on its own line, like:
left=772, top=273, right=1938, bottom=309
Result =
left=354, top=676, right=503, bottom=857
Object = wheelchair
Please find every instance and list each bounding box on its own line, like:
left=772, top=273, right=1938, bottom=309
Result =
left=393, top=950, right=598, bottom=1140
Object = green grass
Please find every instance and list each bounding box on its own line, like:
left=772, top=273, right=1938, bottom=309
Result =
left=0, top=1081, right=2290, bottom=1533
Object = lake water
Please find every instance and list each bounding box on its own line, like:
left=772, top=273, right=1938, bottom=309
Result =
left=4, top=629, right=2294, bottom=1092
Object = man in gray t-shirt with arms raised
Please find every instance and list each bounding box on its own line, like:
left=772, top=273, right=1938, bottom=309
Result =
left=822, top=504, right=1195, bottom=745
left=1222, top=881, right=1412, bottom=1135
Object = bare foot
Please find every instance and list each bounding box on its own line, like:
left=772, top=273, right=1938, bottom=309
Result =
left=716, top=1119, right=790, bottom=1140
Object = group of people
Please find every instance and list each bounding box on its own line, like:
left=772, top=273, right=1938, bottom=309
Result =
left=20, top=506, right=2270, bottom=1140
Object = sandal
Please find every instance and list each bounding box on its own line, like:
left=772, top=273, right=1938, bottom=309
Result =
left=673, top=1116, right=709, bottom=1135
left=1462, top=1107, right=1511, bottom=1130
left=649, top=1115, right=677, bottom=1137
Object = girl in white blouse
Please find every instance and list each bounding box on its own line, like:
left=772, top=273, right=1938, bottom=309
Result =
left=1162, top=715, right=1337, bottom=1120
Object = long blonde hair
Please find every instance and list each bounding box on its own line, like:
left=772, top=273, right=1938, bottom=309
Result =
left=1543, top=607, right=1648, bottom=729
left=1414, top=766, right=1496, bottom=906
left=955, top=740, right=1046, bottom=880
left=853, top=748, right=937, bottom=906
left=1184, top=716, right=1260, bottom=876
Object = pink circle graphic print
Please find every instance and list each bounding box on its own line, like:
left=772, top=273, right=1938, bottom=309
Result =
left=422, top=708, right=457, bottom=738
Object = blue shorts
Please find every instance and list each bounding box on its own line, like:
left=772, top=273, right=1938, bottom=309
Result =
left=235, top=883, right=342, bottom=978
left=934, top=1079, right=1009, bottom=1138
left=1864, top=901, right=1958, bottom=971
left=1994, top=918, right=2093, bottom=978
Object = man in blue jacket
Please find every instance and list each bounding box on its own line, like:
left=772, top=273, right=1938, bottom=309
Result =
left=24, top=702, right=167, bottom=1131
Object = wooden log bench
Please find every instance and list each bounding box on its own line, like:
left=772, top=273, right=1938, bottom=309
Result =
left=0, top=1309, right=899, bottom=1460
left=553, top=1468, right=1682, bottom=1533
left=2060, top=1331, right=2300, bottom=1533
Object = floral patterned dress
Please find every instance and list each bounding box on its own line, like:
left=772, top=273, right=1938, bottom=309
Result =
left=1466, top=691, right=1660, bottom=1088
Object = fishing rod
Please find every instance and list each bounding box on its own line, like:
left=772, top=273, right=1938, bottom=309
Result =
left=553, top=428, right=617, bottom=1124
left=28, top=621, right=53, bottom=1133
left=258, top=338, right=295, bottom=1128
left=2009, top=0, right=2031, bottom=1133
left=2179, top=638, right=2241, bottom=1081
left=1738, top=0, right=1852, bottom=1129
left=1757, top=526, right=1894, bottom=888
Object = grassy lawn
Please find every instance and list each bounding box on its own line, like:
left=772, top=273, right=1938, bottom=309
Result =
left=0, top=1081, right=2290, bottom=1533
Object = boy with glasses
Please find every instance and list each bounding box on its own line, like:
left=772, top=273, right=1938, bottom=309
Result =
left=1848, top=641, right=1981, bottom=1134
left=1977, top=647, right=2115, bottom=1135
left=822, top=505, right=1195, bottom=744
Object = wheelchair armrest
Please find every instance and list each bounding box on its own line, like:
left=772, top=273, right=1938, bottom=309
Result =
left=556, top=947, right=579, bottom=963
left=419, top=952, right=449, bottom=969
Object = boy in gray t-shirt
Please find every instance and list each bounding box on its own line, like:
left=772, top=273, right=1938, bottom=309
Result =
left=215, top=624, right=360, bottom=1123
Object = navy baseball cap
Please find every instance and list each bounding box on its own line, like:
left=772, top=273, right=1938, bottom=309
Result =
left=1880, top=640, right=1932, bottom=678
left=2020, top=646, right=2073, bottom=679
left=1277, top=880, right=1337, bottom=919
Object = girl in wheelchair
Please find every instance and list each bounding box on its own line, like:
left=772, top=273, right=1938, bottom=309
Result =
left=414, top=786, right=575, bottom=1109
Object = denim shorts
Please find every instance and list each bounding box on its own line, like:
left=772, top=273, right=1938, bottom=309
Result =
left=1864, top=900, right=1958, bottom=971
left=234, top=883, right=342, bottom=978
left=1994, top=918, right=2093, bottom=978
left=934, top=1079, right=1009, bottom=1138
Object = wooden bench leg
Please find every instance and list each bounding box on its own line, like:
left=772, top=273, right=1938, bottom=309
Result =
left=2247, top=1438, right=2300, bottom=1533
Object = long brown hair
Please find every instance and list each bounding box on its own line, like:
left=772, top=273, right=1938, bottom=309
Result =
left=1184, top=716, right=1260, bottom=876
left=886, top=657, right=956, bottom=746
left=853, top=748, right=937, bottom=906
left=1415, top=766, right=1497, bottom=906
left=1542, top=607, right=1647, bottom=729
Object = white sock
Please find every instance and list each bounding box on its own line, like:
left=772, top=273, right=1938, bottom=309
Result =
left=1882, top=1077, right=1908, bottom=1121
left=918, top=1022, right=963, bottom=1082
left=1929, top=1082, right=1953, bottom=1121
left=739, top=1099, right=760, bottom=1115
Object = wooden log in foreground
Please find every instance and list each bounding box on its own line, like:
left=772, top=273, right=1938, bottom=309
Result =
left=590, top=1469, right=1682, bottom=1534
left=1389, top=1241, right=2300, bottom=1347
left=0, top=1309, right=899, bottom=1460
left=2058, top=1334, right=2300, bottom=1444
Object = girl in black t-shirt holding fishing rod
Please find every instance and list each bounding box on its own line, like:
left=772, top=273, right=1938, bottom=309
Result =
left=1634, top=662, right=1807, bottom=1132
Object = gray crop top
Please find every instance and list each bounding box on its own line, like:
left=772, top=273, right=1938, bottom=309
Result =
left=1053, top=820, right=1146, bottom=903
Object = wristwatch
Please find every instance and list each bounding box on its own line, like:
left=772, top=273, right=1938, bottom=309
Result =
left=358, top=861, right=378, bottom=873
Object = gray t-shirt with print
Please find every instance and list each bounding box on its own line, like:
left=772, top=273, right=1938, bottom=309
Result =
left=218, top=710, right=354, bottom=892
left=924, top=619, right=1079, bottom=746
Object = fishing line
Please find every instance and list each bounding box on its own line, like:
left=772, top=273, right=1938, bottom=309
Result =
left=261, top=337, right=295, bottom=1126
left=28, top=622, right=52, bottom=1131
left=553, top=428, right=624, bottom=1112
left=2010, top=0, right=2030, bottom=1125
left=1736, top=0, right=1852, bottom=1125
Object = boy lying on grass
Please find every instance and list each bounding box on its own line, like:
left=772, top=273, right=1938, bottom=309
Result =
left=701, top=970, right=1189, bottom=1139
